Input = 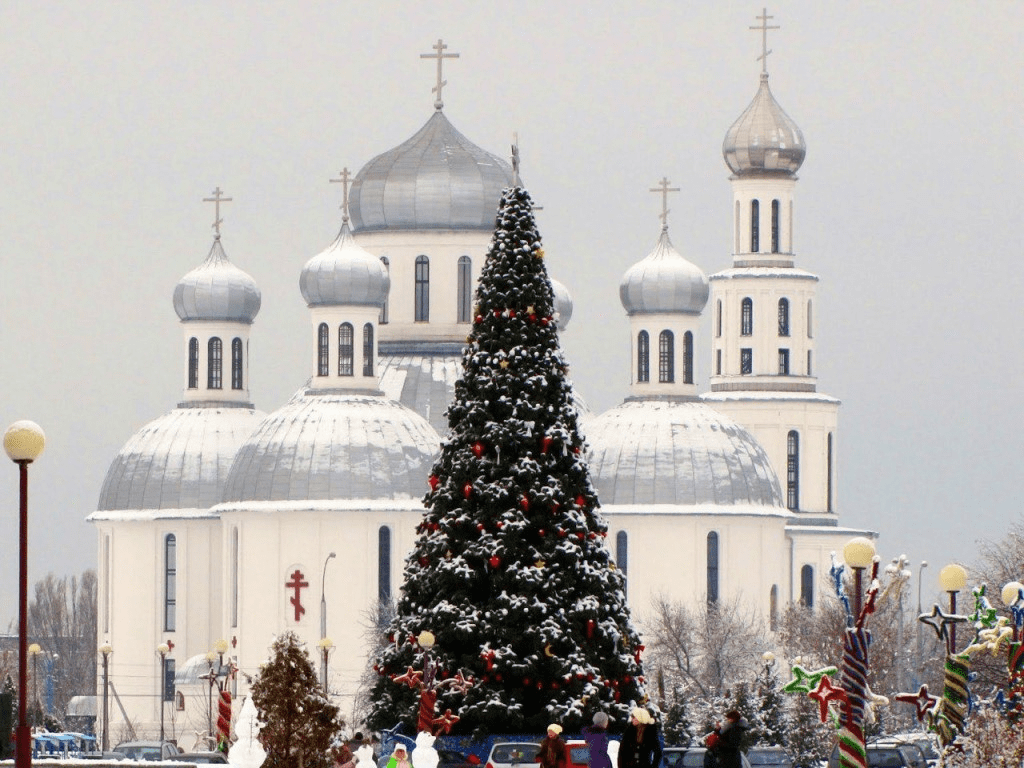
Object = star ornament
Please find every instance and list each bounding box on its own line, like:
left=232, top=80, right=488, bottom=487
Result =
left=808, top=674, right=848, bottom=723
left=392, top=666, right=423, bottom=689
left=895, top=685, right=940, bottom=722
left=919, top=603, right=968, bottom=642
left=433, top=709, right=460, bottom=734
left=783, top=664, right=838, bottom=694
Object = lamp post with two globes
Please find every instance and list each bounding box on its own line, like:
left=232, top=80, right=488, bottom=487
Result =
left=5, top=419, right=46, bottom=768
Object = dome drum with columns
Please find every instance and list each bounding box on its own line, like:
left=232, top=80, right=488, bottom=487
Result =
left=91, top=29, right=874, bottom=741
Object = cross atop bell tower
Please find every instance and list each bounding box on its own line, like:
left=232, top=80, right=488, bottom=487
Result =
left=420, top=38, right=460, bottom=110
left=750, top=7, right=780, bottom=74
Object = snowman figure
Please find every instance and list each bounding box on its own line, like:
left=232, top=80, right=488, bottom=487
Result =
left=411, top=731, right=438, bottom=768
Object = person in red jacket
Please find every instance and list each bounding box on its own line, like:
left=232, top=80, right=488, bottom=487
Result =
left=537, top=724, right=569, bottom=768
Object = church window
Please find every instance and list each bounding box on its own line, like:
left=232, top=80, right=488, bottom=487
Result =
left=770, top=585, right=778, bottom=631
left=188, top=338, right=199, bottom=389
left=317, top=323, right=329, bottom=376
left=363, top=324, right=374, bottom=376
left=807, top=300, right=813, bottom=338
left=379, top=257, right=389, bottom=324
left=415, top=255, right=430, bottom=321
left=741, top=298, right=753, bottom=336
left=740, top=348, right=752, bottom=374
left=457, top=256, right=472, bottom=323
left=750, top=199, right=760, bottom=252
left=778, top=349, right=790, bottom=375
left=683, top=331, right=694, bottom=384
left=771, top=199, right=780, bottom=253
left=778, top=298, right=789, bottom=336
left=103, top=535, right=111, bottom=634
left=231, top=528, right=239, bottom=628
left=807, top=350, right=813, bottom=376
left=716, top=300, right=722, bottom=337
left=637, top=331, right=649, bottom=383
left=787, top=431, right=800, bottom=510
left=378, top=526, right=392, bottom=606
left=734, top=201, right=741, bottom=253
left=800, top=564, right=815, bottom=608
left=716, top=349, right=722, bottom=376
left=707, top=532, right=719, bottom=606
left=616, top=531, right=628, bottom=597
left=231, top=338, right=243, bottom=390
left=164, top=534, right=176, bottom=632
left=338, top=323, right=354, bottom=376
left=827, top=432, right=834, bottom=513
left=163, top=657, right=175, bottom=703
left=207, top=338, right=222, bottom=389
left=659, top=331, right=674, bottom=383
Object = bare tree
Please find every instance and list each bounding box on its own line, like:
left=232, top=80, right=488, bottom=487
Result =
left=27, top=570, right=98, bottom=724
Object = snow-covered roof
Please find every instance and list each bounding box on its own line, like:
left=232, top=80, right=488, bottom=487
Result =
left=173, top=238, right=261, bottom=324
left=709, top=266, right=818, bottom=281
left=221, top=391, right=440, bottom=503
left=585, top=398, right=784, bottom=508
left=96, top=405, right=264, bottom=512
left=702, top=391, right=841, bottom=404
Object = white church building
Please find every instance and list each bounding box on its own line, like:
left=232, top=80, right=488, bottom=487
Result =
left=88, top=35, right=871, bottom=746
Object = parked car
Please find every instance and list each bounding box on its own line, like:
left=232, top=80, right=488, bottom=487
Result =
left=565, top=740, right=590, bottom=768
left=746, top=746, right=795, bottom=768
left=113, top=741, right=182, bottom=761
left=170, top=753, right=229, bottom=764
left=827, top=742, right=928, bottom=768
left=880, top=734, right=939, bottom=768
left=485, top=742, right=541, bottom=768
left=437, top=749, right=480, bottom=768
left=679, top=747, right=752, bottom=768
left=662, top=747, right=691, bottom=768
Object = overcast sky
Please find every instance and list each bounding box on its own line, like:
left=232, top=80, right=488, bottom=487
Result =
left=1, top=1, right=1021, bottom=625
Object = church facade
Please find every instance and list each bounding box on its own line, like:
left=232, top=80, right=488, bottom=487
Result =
left=89, top=37, right=871, bottom=747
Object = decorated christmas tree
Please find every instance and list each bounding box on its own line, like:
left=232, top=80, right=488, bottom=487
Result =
left=368, top=185, right=646, bottom=736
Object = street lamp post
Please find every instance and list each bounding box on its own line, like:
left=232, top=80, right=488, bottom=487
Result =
left=99, top=644, right=112, bottom=752
left=5, top=419, right=46, bottom=768
left=320, top=552, right=336, bottom=688
left=156, top=644, right=170, bottom=742
left=317, top=638, right=334, bottom=692
left=939, top=564, right=967, bottom=655
left=28, top=644, right=41, bottom=727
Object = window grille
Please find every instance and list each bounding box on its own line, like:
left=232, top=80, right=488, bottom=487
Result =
left=741, top=298, right=753, bottom=336
left=771, top=199, right=780, bottom=253
left=207, top=338, right=222, bottom=389
left=363, top=324, right=374, bottom=376
left=778, top=348, right=790, bottom=375
left=415, top=255, right=429, bottom=321
left=750, top=199, right=760, bottom=252
left=188, top=338, right=198, bottom=389
left=683, top=331, right=694, bottom=384
left=637, top=331, right=649, bottom=383
left=379, top=257, right=389, bottom=324
left=659, top=330, right=674, bottom=383
left=787, top=431, right=800, bottom=510
left=740, top=348, right=752, bottom=374
left=707, top=532, right=719, bottom=605
left=317, top=324, right=329, bottom=376
left=164, top=534, right=176, bottom=631
left=231, top=338, right=243, bottom=390
left=457, top=256, right=472, bottom=323
left=338, top=323, right=354, bottom=376
left=778, top=298, right=790, bottom=336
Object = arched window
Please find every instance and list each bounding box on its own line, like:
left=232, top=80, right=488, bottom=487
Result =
left=659, top=330, right=674, bottom=383
left=741, top=298, right=753, bottom=336
left=338, top=323, right=354, bottom=376
left=188, top=338, right=199, bottom=389
left=363, top=324, right=374, bottom=376
left=716, top=300, right=722, bottom=337
left=379, top=257, right=389, bottom=324
left=683, top=331, right=694, bottom=384
left=378, top=526, right=392, bottom=604
left=616, top=531, right=628, bottom=598
left=164, top=534, right=176, bottom=632
left=800, top=564, right=815, bottom=608
left=231, top=338, right=243, bottom=390
left=637, top=331, right=650, bottom=383
left=750, top=199, right=760, bottom=252
left=770, top=585, right=778, bottom=631
left=827, top=432, right=834, bottom=513
left=778, top=298, right=789, bottom=336
left=771, top=199, right=780, bottom=253
left=317, top=323, right=329, bottom=376
left=787, top=430, right=800, bottom=511
left=707, top=532, right=719, bottom=605
left=457, top=256, right=472, bottom=323
left=415, top=255, right=429, bottom=321
left=207, top=338, right=222, bottom=389
left=807, top=300, right=813, bottom=338
left=231, top=528, right=239, bottom=628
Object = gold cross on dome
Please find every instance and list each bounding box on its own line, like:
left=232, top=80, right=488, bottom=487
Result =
left=330, top=168, right=353, bottom=224
left=650, top=177, right=680, bottom=229
left=203, top=187, right=233, bottom=239
left=420, top=38, right=459, bottom=110
left=750, top=7, right=780, bottom=74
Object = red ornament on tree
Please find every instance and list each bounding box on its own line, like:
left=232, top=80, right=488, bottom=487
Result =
left=419, top=556, right=429, bottom=567
left=586, top=619, right=596, bottom=639
left=463, top=483, right=473, bottom=499
left=541, top=436, right=553, bottom=453
left=520, top=495, right=530, bottom=511
left=429, top=475, right=439, bottom=490
left=575, top=495, right=586, bottom=508
left=541, top=317, right=549, bottom=326
left=472, top=442, right=484, bottom=458
left=509, top=309, right=517, bottom=319
left=488, top=555, right=501, bottom=569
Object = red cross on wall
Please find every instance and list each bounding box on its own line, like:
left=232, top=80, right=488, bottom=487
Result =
left=285, top=569, right=309, bottom=622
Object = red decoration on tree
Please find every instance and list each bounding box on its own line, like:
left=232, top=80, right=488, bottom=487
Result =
left=481, top=650, right=495, bottom=671
left=488, top=555, right=501, bottom=569
left=472, top=442, right=484, bottom=457
left=418, top=556, right=429, bottom=567
left=463, top=483, right=473, bottom=499
left=477, top=523, right=485, bottom=532
left=509, top=309, right=517, bottom=319
left=541, top=317, right=549, bottom=326
left=575, top=495, right=586, bottom=508
left=634, top=645, right=645, bottom=664
left=586, top=619, right=596, bottom=639
left=493, top=309, right=502, bottom=317
left=417, top=688, right=437, bottom=733
left=433, top=709, right=461, bottom=735
left=429, top=475, right=439, bottom=490
left=541, top=436, right=553, bottom=453
left=520, top=495, right=530, bottom=511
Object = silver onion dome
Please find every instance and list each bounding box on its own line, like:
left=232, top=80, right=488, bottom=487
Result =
left=173, top=238, right=261, bottom=323
left=620, top=229, right=709, bottom=315
left=96, top=406, right=263, bottom=512
left=300, top=223, right=390, bottom=307
left=550, top=277, right=573, bottom=330
left=723, top=73, right=806, bottom=176
left=349, top=110, right=515, bottom=232
left=221, top=391, right=440, bottom=503
left=586, top=399, right=784, bottom=507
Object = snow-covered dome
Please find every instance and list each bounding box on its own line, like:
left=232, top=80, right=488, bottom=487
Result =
left=174, top=238, right=261, bottom=323
left=723, top=73, right=806, bottom=176
left=349, top=110, right=515, bottom=232
left=551, top=277, right=573, bottom=330
left=585, top=399, right=784, bottom=507
left=300, top=223, right=390, bottom=307
left=619, top=229, right=709, bottom=315
left=96, top=406, right=263, bottom=512
left=221, top=391, right=440, bottom=502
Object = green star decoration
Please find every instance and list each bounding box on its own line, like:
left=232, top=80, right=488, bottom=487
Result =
left=783, top=664, right=839, bottom=694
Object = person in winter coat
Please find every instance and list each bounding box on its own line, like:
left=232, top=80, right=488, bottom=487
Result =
left=616, top=707, right=662, bottom=768
left=582, top=712, right=612, bottom=768
left=386, top=744, right=412, bottom=768
left=712, top=710, right=747, bottom=768
left=537, top=724, right=570, bottom=768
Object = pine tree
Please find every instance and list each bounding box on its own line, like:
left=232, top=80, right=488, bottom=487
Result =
left=755, top=658, right=786, bottom=746
left=250, top=632, right=341, bottom=768
left=368, top=186, right=646, bottom=736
